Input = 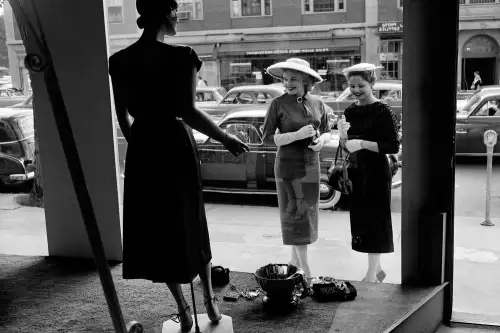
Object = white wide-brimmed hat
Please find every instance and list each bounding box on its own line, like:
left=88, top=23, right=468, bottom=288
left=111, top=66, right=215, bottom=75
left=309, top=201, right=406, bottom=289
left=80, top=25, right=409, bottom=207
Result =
left=267, top=58, right=323, bottom=83
left=342, top=63, right=383, bottom=75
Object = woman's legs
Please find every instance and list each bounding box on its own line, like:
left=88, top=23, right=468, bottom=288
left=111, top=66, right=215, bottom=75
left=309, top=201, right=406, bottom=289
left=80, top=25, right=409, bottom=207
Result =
left=364, top=253, right=381, bottom=282
left=294, top=245, right=312, bottom=279
left=198, top=261, right=222, bottom=322
left=290, top=246, right=300, bottom=267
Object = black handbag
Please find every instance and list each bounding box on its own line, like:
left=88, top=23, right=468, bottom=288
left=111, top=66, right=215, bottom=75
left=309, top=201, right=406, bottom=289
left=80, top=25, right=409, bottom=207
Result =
left=327, top=141, right=353, bottom=195
left=211, top=265, right=230, bottom=286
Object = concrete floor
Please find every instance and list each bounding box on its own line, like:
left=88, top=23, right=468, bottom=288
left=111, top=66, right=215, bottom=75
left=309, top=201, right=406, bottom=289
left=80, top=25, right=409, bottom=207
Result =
left=436, top=324, right=500, bottom=332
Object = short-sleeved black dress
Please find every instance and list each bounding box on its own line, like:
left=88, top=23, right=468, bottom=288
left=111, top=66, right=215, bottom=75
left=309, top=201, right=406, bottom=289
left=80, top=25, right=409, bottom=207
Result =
left=262, top=93, right=331, bottom=245
left=344, top=101, right=400, bottom=254
left=109, top=40, right=212, bottom=284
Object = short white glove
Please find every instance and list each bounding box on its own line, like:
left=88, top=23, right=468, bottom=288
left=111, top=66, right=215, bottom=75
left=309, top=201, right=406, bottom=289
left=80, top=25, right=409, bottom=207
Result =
left=295, top=124, right=316, bottom=140
left=345, top=139, right=363, bottom=153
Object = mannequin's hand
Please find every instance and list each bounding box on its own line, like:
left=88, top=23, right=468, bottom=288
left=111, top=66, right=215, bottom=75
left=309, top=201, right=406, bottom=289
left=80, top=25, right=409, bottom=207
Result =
left=345, top=139, right=363, bottom=153
left=308, top=139, right=324, bottom=152
left=223, top=134, right=250, bottom=157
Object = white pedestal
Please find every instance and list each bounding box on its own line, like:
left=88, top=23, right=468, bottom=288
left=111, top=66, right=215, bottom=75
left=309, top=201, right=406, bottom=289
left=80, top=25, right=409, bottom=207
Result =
left=162, top=314, right=234, bottom=333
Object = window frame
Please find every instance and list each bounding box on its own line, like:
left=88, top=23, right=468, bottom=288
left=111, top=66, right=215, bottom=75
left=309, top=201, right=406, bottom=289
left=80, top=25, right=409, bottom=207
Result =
left=230, top=0, right=273, bottom=18
left=107, top=0, right=124, bottom=24
left=178, top=0, right=204, bottom=20
left=302, top=0, right=347, bottom=14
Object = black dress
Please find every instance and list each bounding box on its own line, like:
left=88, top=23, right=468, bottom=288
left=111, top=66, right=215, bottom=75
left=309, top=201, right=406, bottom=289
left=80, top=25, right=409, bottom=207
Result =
left=344, top=101, right=400, bottom=254
left=108, top=40, right=212, bottom=283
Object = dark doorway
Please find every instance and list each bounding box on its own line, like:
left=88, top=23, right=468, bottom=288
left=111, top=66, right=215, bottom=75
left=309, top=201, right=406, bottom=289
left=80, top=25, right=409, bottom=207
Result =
left=461, top=57, right=496, bottom=90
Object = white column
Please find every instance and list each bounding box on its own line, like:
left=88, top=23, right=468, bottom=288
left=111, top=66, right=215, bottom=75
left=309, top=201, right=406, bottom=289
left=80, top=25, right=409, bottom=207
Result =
left=364, top=0, right=379, bottom=65
left=13, top=0, right=123, bottom=260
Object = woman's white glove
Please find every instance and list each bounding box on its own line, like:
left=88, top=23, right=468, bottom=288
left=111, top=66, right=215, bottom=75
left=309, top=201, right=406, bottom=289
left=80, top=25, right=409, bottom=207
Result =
left=345, top=139, right=363, bottom=153
left=337, top=116, right=350, bottom=139
left=295, top=124, right=316, bottom=140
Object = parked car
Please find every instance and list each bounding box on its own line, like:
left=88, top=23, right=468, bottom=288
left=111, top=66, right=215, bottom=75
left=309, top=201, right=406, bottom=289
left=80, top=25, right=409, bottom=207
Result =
left=195, top=86, right=226, bottom=110
left=323, top=80, right=403, bottom=122
left=456, top=87, right=500, bottom=156
left=198, top=85, right=285, bottom=120
left=0, top=103, right=35, bottom=190
left=195, top=108, right=401, bottom=209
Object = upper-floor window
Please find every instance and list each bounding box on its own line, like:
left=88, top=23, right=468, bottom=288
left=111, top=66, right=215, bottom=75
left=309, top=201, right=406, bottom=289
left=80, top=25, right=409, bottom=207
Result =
left=231, top=0, right=272, bottom=17
left=107, top=0, right=124, bottom=24
left=398, top=0, right=403, bottom=9
left=303, top=0, right=346, bottom=13
left=178, top=0, right=204, bottom=20
left=460, top=0, right=499, bottom=4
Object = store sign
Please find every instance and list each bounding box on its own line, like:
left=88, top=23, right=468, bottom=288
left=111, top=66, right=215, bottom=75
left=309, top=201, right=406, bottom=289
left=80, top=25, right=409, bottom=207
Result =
left=378, top=22, right=403, bottom=34
left=246, top=47, right=330, bottom=56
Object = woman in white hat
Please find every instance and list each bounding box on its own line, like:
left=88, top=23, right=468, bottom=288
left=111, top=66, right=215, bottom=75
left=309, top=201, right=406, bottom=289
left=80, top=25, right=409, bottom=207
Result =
left=262, top=58, right=332, bottom=282
left=336, top=63, right=400, bottom=283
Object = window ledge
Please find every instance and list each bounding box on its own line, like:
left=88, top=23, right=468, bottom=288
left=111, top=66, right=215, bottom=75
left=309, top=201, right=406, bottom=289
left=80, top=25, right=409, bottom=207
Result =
left=230, top=15, right=272, bottom=19
left=302, top=11, right=347, bottom=14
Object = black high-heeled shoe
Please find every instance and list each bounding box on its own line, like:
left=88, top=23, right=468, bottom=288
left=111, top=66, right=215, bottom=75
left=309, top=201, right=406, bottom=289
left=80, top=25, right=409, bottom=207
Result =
left=203, top=295, right=222, bottom=323
left=168, top=304, right=193, bottom=333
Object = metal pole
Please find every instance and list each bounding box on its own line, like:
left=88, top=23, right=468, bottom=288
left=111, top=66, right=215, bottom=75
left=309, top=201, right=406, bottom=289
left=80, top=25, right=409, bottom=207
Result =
left=481, top=130, right=497, bottom=226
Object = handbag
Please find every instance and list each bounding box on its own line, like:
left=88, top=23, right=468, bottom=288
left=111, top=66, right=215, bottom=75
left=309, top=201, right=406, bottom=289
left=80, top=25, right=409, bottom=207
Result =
left=311, top=276, right=357, bottom=302
left=211, top=265, right=230, bottom=287
left=327, top=140, right=353, bottom=195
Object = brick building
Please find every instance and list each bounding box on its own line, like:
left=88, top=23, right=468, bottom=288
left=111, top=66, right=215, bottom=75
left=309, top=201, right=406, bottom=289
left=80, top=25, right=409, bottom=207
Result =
left=3, top=0, right=500, bottom=92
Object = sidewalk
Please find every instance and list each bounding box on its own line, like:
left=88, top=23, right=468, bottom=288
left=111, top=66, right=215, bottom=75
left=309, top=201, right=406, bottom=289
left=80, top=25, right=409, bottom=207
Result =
left=1, top=193, right=499, bottom=322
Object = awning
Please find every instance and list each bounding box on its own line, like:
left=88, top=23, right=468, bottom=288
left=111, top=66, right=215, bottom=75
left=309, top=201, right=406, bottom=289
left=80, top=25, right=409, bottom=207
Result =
left=218, top=38, right=361, bottom=57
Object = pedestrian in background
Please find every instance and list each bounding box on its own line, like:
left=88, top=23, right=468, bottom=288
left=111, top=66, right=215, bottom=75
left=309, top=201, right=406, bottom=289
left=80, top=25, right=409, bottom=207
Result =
left=336, top=63, right=400, bottom=283
left=471, top=71, right=482, bottom=90
left=262, top=58, right=332, bottom=283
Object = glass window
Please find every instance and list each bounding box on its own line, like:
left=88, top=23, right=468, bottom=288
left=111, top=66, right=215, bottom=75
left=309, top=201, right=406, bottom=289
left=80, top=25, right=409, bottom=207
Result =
left=222, top=123, right=263, bottom=144
left=231, top=0, right=272, bottom=17
left=474, top=99, right=500, bottom=116
left=379, top=39, right=403, bottom=80
left=303, top=0, right=347, bottom=13
left=18, top=116, right=34, bottom=136
left=107, top=0, right=124, bottom=24
left=0, top=122, right=22, bottom=157
left=178, top=0, right=204, bottom=20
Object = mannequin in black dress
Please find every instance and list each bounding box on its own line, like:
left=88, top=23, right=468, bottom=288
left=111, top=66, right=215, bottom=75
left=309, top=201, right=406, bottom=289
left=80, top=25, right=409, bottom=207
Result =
left=109, top=1, right=249, bottom=332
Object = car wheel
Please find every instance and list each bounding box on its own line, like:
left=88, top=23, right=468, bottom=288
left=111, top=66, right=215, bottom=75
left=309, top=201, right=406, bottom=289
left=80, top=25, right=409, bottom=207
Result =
left=319, top=181, right=341, bottom=210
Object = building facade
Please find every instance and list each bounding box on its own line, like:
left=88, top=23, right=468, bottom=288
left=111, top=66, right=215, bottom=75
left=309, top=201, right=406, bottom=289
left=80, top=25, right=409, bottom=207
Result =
left=3, top=0, right=500, bottom=93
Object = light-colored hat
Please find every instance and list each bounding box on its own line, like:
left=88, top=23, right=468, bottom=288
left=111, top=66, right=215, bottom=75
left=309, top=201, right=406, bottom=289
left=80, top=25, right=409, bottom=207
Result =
left=342, top=63, right=383, bottom=74
left=267, top=58, right=323, bottom=83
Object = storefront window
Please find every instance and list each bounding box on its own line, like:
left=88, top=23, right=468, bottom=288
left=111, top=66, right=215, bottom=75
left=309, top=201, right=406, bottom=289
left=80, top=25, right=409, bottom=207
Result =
left=219, top=52, right=360, bottom=94
left=231, top=0, right=272, bottom=17
left=379, top=39, right=403, bottom=80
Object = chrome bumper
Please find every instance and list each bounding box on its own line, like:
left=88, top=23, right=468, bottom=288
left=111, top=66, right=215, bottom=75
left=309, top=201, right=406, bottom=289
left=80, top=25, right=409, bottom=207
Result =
left=9, top=171, right=35, bottom=181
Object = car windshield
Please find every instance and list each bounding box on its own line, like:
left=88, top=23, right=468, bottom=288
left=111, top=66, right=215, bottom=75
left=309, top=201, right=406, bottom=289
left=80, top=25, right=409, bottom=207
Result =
left=458, top=94, right=482, bottom=117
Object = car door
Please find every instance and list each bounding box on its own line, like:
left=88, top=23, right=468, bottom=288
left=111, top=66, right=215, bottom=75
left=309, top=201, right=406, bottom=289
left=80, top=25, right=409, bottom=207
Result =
left=225, top=122, right=267, bottom=190
left=198, top=122, right=266, bottom=190
left=459, top=97, right=500, bottom=155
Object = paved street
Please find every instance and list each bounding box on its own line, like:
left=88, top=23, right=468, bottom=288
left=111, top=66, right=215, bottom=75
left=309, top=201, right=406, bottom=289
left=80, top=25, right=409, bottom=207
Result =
left=1, top=160, right=500, bottom=324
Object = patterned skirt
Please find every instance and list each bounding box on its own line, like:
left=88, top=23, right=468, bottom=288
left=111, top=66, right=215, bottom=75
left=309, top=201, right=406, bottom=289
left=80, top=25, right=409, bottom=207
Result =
left=274, top=150, right=320, bottom=246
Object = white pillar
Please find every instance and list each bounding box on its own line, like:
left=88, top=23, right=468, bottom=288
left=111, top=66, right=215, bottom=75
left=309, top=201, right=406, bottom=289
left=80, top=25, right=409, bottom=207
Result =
left=364, top=0, right=379, bottom=65
left=12, top=0, right=123, bottom=260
